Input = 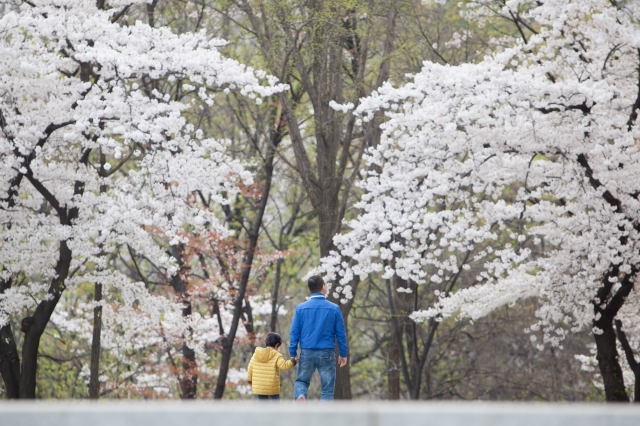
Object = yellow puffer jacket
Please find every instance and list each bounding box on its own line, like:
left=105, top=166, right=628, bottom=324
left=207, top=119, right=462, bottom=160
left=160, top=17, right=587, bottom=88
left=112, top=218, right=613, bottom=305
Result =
left=247, top=346, right=296, bottom=395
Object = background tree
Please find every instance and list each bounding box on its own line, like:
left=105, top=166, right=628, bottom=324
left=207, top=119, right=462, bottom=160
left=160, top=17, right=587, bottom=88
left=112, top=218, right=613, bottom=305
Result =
left=0, top=0, right=282, bottom=399
left=327, top=0, right=640, bottom=402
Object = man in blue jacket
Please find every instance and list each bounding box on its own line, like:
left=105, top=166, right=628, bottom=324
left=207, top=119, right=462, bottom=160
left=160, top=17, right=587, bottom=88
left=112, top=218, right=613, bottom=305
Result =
left=289, top=275, right=348, bottom=401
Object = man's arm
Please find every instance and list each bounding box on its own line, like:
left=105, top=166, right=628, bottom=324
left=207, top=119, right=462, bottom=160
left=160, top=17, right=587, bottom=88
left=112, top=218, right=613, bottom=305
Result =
left=335, top=307, right=348, bottom=365
left=289, top=308, right=302, bottom=357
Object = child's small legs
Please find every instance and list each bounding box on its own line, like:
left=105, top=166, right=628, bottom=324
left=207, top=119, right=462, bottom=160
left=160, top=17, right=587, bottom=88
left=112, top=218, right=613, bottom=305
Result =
left=256, top=394, right=280, bottom=401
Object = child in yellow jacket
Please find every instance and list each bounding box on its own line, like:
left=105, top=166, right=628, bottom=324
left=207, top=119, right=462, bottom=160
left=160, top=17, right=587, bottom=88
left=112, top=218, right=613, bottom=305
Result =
left=247, top=332, right=297, bottom=400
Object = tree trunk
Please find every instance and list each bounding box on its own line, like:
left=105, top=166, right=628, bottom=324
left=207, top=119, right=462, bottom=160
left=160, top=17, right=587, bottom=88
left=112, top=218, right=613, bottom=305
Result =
left=0, top=279, right=20, bottom=399
left=591, top=265, right=637, bottom=402
left=88, top=282, right=102, bottom=399
left=387, top=328, right=401, bottom=400
left=0, top=323, right=20, bottom=399
left=400, top=280, right=423, bottom=400
left=328, top=279, right=359, bottom=400
left=408, top=316, right=438, bottom=401
left=89, top=169, right=109, bottom=400
left=19, top=240, right=72, bottom=398
left=333, top=309, right=352, bottom=400
left=170, top=245, right=198, bottom=399
left=213, top=142, right=276, bottom=399
left=269, top=259, right=283, bottom=332
left=614, top=319, right=640, bottom=403
left=179, top=299, right=197, bottom=399
left=385, top=273, right=437, bottom=400
left=594, top=318, right=629, bottom=401
left=243, top=299, right=256, bottom=350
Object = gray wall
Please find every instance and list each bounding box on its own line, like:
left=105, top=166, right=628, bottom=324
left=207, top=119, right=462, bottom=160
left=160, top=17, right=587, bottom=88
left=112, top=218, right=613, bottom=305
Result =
left=2, top=402, right=640, bottom=426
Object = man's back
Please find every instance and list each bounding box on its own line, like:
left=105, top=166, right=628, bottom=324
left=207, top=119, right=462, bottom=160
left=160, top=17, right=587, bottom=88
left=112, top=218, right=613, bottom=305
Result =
left=289, top=294, right=348, bottom=358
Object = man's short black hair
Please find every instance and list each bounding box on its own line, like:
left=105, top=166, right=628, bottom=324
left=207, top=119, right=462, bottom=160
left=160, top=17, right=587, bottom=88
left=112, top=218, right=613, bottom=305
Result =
left=265, top=332, right=282, bottom=348
left=307, top=275, right=324, bottom=293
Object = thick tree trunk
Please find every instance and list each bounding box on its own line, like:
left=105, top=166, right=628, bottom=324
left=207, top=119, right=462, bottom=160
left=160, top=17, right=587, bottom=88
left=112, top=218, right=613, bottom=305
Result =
left=0, top=324, right=20, bottom=399
left=614, top=320, right=640, bottom=403
left=327, top=275, right=359, bottom=400
left=0, top=323, right=20, bottom=399
left=88, top=282, right=102, bottom=399
left=19, top=241, right=71, bottom=398
left=590, top=265, right=636, bottom=402
left=333, top=309, right=352, bottom=400
left=334, top=357, right=352, bottom=399
left=0, top=279, right=20, bottom=399
left=594, top=319, right=629, bottom=401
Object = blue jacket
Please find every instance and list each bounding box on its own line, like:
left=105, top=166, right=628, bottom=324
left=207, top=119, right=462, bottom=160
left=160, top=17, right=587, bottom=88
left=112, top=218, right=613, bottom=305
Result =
left=289, top=293, right=348, bottom=358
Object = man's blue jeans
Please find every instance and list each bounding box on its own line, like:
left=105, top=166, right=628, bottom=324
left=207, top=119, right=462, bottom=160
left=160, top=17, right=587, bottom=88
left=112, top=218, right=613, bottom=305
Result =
left=294, top=349, right=336, bottom=400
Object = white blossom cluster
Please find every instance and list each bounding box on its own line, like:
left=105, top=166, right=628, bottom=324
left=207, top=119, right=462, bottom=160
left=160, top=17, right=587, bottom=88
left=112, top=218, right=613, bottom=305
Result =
left=319, top=0, right=640, bottom=349
left=0, top=0, right=284, bottom=383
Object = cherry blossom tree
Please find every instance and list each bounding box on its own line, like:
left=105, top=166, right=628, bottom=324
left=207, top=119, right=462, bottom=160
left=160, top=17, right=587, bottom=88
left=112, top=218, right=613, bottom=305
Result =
left=0, top=0, right=284, bottom=398
left=320, top=0, right=640, bottom=401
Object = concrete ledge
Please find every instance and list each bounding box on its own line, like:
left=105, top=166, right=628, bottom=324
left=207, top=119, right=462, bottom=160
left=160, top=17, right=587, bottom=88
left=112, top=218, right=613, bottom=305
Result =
left=2, top=401, right=640, bottom=426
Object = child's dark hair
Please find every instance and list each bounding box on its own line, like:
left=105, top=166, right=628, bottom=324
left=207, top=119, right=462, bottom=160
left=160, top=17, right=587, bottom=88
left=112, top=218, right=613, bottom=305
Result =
left=265, top=332, right=282, bottom=348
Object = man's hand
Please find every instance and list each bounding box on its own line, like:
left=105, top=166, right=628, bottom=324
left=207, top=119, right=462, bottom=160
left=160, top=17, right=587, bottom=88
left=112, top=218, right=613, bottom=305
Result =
left=294, top=355, right=300, bottom=362
left=338, top=357, right=347, bottom=367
